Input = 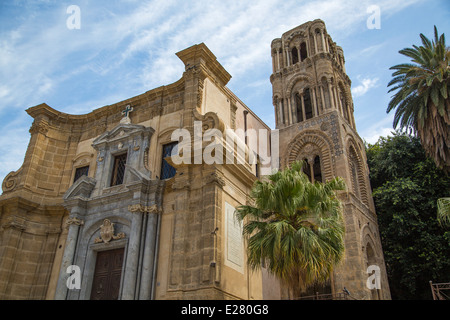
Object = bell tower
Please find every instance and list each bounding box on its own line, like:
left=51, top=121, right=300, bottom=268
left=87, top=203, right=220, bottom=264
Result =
left=271, top=19, right=390, bottom=299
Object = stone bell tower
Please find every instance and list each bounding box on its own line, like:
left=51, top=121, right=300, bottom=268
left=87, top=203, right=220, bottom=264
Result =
left=271, top=19, right=390, bottom=299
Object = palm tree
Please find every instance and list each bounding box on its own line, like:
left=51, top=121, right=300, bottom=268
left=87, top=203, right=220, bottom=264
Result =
left=437, top=197, right=450, bottom=227
left=235, top=161, right=346, bottom=299
left=387, top=26, right=450, bottom=173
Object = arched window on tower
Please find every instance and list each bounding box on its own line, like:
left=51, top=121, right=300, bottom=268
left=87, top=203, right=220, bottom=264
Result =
left=300, top=42, right=307, bottom=61
left=350, top=159, right=360, bottom=198
left=313, top=156, right=322, bottom=183
left=315, top=28, right=322, bottom=52
left=349, top=147, right=361, bottom=199
left=291, top=47, right=299, bottom=64
left=339, top=85, right=349, bottom=121
left=280, top=98, right=285, bottom=125
left=295, top=93, right=303, bottom=123
left=304, top=88, right=313, bottom=120
left=321, top=77, right=330, bottom=110
left=303, top=158, right=311, bottom=181
left=303, top=156, right=322, bottom=183
left=348, top=146, right=369, bottom=206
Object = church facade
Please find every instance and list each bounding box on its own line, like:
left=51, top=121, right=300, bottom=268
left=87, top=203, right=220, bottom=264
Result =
left=0, top=20, right=390, bottom=300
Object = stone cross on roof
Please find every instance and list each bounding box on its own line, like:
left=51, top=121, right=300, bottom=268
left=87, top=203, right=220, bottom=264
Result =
left=120, top=105, right=133, bottom=124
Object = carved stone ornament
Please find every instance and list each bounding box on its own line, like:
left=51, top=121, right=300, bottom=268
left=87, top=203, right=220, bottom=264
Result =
left=66, top=217, right=84, bottom=229
left=94, top=219, right=125, bottom=243
left=29, top=119, right=49, bottom=135
left=2, top=167, right=22, bottom=193
left=128, top=204, right=160, bottom=214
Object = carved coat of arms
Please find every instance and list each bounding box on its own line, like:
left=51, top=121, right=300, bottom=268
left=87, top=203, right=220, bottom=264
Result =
left=94, top=219, right=125, bottom=243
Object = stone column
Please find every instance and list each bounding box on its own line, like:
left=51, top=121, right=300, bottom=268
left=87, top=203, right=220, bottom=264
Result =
left=272, top=54, right=275, bottom=73
left=138, top=207, right=160, bottom=300
left=351, top=104, right=356, bottom=129
left=313, top=33, right=318, bottom=55
left=306, top=33, right=311, bottom=57
left=287, top=97, right=292, bottom=125
left=276, top=50, right=280, bottom=71
left=285, top=47, right=290, bottom=67
left=320, top=85, right=326, bottom=112
left=282, top=99, right=289, bottom=127
left=300, top=94, right=306, bottom=121
left=336, top=88, right=343, bottom=115
left=321, top=31, right=326, bottom=52
left=327, top=80, right=335, bottom=109
left=54, top=216, right=84, bottom=300
left=312, top=87, right=318, bottom=117
left=273, top=101, right=279, bottom=127
left=121, top=211, right=143, bottom=300
left=291, top=94, right=297, bottom=123
left=278, top=99, right=284, bottom=126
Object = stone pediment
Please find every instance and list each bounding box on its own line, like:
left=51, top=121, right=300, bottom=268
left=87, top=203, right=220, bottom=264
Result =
left=63, top=175, right=96, bottom=201
left=92, top=124, right=155, bottom=150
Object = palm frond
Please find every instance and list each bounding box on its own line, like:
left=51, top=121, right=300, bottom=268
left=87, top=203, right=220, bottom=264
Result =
left=387, top=26, right=450, bottom=172
left=237, top=161, right=346, bottom=294
left=437, top=197, right=450, bottom=226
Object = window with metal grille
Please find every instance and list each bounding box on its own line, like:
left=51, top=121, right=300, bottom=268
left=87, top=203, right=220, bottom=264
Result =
left=160, top=142, right=177, bottom=180
left=110, top=153, right=127, bottom=186
left=74, top=166, right=89, bottom=183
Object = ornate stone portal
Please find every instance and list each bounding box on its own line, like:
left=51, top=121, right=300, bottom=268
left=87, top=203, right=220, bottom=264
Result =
left=54, top=117, right=165, bottom=300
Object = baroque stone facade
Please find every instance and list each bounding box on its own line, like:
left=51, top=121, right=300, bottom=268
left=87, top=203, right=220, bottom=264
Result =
left=0, top=19, right=390, bottom=300
left=0, top=42, right=272, bottom=300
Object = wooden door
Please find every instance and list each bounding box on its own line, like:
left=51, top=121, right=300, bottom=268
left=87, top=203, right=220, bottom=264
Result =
left=90, top=248, right=124, bottom=300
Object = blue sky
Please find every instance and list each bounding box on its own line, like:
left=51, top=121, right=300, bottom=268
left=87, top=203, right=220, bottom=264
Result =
left=0, top=0, right=449, bottom=187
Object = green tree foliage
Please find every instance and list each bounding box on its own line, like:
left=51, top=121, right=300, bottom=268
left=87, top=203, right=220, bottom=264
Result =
left=437, top=197, right=450, bottom=226
left=235, top=161, right=346, bottom=299
left=366, top=132, right=450, bottom=299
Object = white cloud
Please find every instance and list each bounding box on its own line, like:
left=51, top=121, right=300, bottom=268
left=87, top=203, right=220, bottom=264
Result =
left=363, top=127, right=395, bottom=144
left=352, top=77, right=379, bottom=97
left=359, top=114, right=396, bottom=144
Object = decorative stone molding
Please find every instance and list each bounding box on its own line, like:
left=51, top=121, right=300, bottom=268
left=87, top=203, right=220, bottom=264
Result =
left=144, top=147, right=150, bottom=171
left=284, top=128, right=336, bottom=181
left=128, top=204, right=160, bottom=214
left=29, top=119, right=49, bottom=135
left=295, top=113, right=342, bottom=156
left=66, top=217, right=84, bottom=229
left=203, top=171, right=225, bottom=188
left=63, top=176, right=97, bottom=201
left=2, top=167, right=22, bottom=193
left=2, top=216, right=26, bottom=231
left=193, top=110, right=225, bottom=134
left=171, top=178, right=191, bottom=191
left=94, top=219, right=125, bottom=243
